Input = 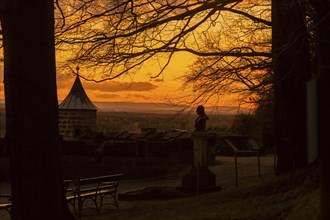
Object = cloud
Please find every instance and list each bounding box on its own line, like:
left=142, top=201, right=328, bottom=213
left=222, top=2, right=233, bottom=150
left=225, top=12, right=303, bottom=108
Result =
left=120, top=93, right=156, bottom=102
left=83, top=81, right=158, bottom=92
left=56, top=77, right=159, bottom=103
left=57, top=76, right=158, bottom=92
left=93, top=93, right=121, bottom=99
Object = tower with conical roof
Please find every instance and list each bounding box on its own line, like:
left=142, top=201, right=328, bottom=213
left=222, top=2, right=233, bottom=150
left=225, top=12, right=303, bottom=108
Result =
left=59, top=69, right=97, bottom=140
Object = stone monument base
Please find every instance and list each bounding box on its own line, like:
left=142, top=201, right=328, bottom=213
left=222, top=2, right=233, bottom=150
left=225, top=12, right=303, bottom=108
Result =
left=180, top=167, right=219, bottom=192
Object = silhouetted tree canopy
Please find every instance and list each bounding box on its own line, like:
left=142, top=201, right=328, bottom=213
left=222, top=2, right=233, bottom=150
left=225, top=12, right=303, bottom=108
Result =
left=53, top=0, right=271, bottom=106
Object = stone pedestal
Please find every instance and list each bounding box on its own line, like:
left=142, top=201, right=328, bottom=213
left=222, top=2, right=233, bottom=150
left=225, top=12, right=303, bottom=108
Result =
left=181, top=131, right=218, bottom=191
left=181, top=167, right=216, bottom=190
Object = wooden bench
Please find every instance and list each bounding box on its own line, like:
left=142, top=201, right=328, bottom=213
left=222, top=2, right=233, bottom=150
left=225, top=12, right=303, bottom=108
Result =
left=65, top=174, right=123, bottom=217
left=0, top=194, right=11, bottom=217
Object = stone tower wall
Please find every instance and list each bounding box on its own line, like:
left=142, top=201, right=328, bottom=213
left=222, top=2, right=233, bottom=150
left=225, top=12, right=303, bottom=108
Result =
left=59, top=109, right=97, bottom=140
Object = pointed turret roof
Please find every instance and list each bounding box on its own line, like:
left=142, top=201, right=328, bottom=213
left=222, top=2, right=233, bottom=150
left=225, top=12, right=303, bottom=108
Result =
left=59, top=74, right=97, bottom=110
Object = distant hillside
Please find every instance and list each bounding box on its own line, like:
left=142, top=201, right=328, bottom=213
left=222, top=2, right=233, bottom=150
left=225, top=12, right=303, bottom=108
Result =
left=94, top=102, right=251, bottom=115
left=0, top=101, right=251, bottom=115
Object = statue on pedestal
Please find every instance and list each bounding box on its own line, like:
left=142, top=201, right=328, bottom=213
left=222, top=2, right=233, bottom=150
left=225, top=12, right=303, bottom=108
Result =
left=181, top=105, right=217, bottom=191
left=193, top=105, right=209, bottom=169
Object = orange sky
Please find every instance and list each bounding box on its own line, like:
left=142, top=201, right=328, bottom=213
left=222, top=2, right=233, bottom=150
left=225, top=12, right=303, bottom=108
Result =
left=0, top=53, right=243, bottom=108
left=0, top=52, right=197, bottom=104
left=0, top=2, right=267, bottom=109
left=56, top=52, right=195, bottom=104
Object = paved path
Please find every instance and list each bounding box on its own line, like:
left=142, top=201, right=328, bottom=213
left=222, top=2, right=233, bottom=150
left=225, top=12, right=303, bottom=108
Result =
left=0, top=155, right=275, bottom=194
left=118, top=155, right=275, bottom=193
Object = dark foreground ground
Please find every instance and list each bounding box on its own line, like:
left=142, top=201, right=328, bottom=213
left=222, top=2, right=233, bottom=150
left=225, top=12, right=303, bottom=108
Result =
left=4, top=155, right=318, bottom=219
left=88, top=154, right=319, bottom=220
left=0, top=155, right=278, bottom=219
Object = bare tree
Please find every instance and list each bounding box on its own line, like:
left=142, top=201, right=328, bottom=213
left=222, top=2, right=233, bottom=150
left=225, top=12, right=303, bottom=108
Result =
left=54, top=0, right=271, bottom=107
left=180, top=1, right=271, bottom=106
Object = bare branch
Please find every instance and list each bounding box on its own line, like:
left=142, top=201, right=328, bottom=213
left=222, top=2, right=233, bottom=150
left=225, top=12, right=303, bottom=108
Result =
left=54, top=0, right=272, bottom=106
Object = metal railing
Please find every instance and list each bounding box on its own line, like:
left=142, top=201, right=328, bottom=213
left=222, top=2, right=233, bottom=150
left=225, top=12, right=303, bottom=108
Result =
left=234, top=150, right=261, bottom=187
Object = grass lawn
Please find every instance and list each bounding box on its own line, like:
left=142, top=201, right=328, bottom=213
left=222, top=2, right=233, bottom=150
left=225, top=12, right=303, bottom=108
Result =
left=83, top=165, right=320, bottom=220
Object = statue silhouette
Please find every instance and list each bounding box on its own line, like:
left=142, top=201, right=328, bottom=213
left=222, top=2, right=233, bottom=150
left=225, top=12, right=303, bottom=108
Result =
left=194, top=105, right=208, bottom=131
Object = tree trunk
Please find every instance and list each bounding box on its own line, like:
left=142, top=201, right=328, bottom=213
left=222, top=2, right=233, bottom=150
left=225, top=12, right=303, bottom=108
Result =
left=310, top=0, right=330, bottom=218
left=1, top=0, right=75, bottom=219
left=272, top=0, right=311, bottom=174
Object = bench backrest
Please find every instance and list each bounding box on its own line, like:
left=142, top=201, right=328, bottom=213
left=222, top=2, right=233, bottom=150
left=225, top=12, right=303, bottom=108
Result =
left=79, top=174, right=123, bottom=186
left=73, top=174, right=123, bottom=195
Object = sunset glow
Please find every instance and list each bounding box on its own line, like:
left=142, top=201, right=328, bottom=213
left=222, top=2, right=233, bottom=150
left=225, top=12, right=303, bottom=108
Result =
left=56, top=52, right=197, bottom=104
left=0, top=0, right=270, bottom=111
left=0, top=53, right=255, bottom=109
left=0, top=52, right=244, bottom=109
